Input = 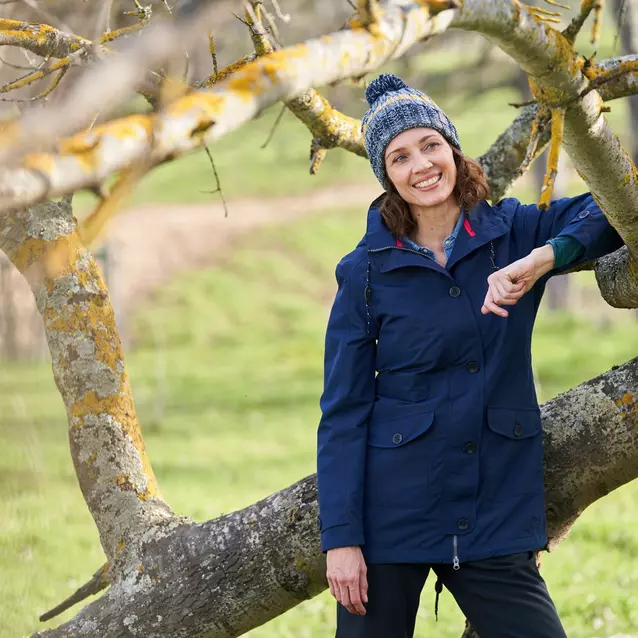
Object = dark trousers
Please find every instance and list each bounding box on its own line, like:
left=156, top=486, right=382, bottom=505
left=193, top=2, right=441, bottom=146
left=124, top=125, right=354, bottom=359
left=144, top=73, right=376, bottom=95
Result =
left=335, top=552, right=567, bottom=638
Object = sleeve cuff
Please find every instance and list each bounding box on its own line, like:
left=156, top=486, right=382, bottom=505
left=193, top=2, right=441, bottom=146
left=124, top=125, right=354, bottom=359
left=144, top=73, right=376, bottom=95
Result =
left=545, top=235, right=586, bottom=269
left=320, top=522, right=365, bottom=553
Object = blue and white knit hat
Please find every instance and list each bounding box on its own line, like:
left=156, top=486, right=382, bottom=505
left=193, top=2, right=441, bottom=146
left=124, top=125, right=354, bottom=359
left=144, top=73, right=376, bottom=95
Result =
left=361, top=74, right=461, bottom=190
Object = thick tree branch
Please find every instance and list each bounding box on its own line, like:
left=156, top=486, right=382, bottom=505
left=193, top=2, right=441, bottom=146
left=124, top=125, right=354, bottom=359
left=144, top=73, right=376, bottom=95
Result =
left=0, top=199, right=177, bottom=562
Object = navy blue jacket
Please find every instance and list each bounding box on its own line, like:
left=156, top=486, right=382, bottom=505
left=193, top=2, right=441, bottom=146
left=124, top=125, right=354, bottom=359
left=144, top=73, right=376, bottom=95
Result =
left=317, top=194, right=623, bottom=564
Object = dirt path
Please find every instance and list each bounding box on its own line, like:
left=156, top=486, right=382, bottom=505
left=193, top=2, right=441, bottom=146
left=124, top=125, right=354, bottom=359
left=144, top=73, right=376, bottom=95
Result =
left=104, top=182, right=381, bottom=323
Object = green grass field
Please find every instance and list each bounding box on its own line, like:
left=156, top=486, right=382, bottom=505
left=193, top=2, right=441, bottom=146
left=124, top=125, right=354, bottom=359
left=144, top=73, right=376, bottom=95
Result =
left=1, top=205, right=637, bottom=637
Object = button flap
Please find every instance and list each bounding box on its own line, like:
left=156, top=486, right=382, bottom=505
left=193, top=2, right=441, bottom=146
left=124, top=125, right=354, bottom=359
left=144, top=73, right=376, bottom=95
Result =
left=487, top=407, right=541, bottom=440
left=368, top=401, right=435, bottom=448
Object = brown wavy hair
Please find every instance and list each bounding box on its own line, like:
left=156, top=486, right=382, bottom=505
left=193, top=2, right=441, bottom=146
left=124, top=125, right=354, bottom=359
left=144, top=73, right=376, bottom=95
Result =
left=380, top=147, right=490, bottom=239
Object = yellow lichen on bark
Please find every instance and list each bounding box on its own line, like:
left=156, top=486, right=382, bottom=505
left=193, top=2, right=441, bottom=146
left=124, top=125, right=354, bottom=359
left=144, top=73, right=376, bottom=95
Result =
left=226, top=44, right=309, bottom=101
left=0, top=19, right=88, bottom=52
left=539, top=107, right=565, bottom=209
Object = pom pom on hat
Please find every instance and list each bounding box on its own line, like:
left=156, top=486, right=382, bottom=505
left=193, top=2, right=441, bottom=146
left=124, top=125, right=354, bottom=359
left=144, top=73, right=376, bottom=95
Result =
left=365, top=74, right=409, bottom=106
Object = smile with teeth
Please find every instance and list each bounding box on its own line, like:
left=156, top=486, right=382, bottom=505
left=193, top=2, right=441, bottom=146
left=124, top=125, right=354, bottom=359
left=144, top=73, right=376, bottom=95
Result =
left=413, top=174, right=442, bottom=189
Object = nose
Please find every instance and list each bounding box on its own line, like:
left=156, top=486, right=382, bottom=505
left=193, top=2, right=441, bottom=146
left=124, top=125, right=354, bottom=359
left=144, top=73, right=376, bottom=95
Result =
left=412, top=156, right=433, bottom=174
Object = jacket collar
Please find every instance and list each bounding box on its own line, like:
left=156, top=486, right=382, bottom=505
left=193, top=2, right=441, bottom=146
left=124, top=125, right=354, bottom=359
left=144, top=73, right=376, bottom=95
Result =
left=365, top=198, right=509, bottom=273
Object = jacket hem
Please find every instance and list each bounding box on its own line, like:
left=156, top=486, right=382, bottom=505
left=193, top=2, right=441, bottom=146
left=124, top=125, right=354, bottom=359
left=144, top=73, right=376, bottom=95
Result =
left=362, top=534, right=548, bottom=565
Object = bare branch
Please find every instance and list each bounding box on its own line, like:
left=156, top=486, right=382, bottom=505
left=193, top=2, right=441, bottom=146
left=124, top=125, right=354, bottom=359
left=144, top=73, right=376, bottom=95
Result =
left=261, top=102, right=286, bottom=148
left=563, top=0, right=597, bottom=44
left=39, top=563, right=110, bottom=622
left=202, top=145, right=229, bottom=217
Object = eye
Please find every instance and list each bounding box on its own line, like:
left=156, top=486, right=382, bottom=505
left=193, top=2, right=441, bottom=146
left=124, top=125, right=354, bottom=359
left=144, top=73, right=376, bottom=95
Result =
left=424, top=142, right=439, bottom=151
left=392, top=154, right=407, bottom=164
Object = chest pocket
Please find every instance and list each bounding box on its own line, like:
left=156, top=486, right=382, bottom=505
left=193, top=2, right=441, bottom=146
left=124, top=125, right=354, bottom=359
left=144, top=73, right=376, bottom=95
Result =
left=365, top=401, right=435, bottom=507
left=484, top=407, right=545, bottom=502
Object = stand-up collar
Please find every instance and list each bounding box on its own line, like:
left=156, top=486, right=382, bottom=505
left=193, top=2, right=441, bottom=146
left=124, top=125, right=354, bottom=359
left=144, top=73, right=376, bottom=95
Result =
left=365, top=198, right=510, bottom=271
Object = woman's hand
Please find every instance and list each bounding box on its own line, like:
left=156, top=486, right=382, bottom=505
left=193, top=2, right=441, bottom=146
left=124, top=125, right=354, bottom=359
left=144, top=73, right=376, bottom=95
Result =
left=326, top=546, right=368, bottom=615
left=481, top=245, right=555, bottom=317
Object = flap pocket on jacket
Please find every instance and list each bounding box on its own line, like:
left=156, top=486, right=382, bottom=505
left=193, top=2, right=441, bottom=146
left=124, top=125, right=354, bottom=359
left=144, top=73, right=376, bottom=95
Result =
left=368, top=402, right=434, bottom=448
left=487, top=407, right=541, bottom=440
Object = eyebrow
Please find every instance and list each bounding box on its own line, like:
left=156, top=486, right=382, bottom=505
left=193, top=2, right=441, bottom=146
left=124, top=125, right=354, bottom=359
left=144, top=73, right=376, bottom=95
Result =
left=385, top=134, right=440, bottom=159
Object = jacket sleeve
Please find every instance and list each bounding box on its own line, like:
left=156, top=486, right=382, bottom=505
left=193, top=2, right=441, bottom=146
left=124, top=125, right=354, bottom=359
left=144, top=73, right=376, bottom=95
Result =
left=512, top=193, right=624, bottom=271
left=317, top=255, right=376, bottom=552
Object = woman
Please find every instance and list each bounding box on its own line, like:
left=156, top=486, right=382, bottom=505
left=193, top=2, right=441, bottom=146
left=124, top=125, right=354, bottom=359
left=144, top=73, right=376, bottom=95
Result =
left=316, top=74, right=623, bottom=638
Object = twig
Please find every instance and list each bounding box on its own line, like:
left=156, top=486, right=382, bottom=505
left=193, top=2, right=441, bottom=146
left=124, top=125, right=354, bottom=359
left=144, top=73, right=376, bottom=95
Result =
left=544, top=0, right=569, bottom=7
left=197, top=53, right=257, bottom=88
left=509, top=98, right=538, bottom=108
left=202, top=146, right=229, bottom=218
left=579, top=59, right=638, bottom=98
left=0, top=49, right=83, bottom=95
left=591, top=0, right=604, bottom=47
left=309, top=137, right=328, bottom=174
left=528, top=6, right=562, bottom=17
left=39, top=563, right=110, bottom=622
left=270, top=0, right=290, bottom=22
left=0, top=66, right=68, bottom=102
left=563, top=0, right=597, bottom=45
left=516, top=104, right=550, bottom=177
left=261, top=103, right=286, bottom=148
left=208, top=32, right=218, bottom=81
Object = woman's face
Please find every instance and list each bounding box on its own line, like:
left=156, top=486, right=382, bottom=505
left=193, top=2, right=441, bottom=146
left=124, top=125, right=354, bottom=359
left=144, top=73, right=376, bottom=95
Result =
left=384, top=127, right=457, bottom=209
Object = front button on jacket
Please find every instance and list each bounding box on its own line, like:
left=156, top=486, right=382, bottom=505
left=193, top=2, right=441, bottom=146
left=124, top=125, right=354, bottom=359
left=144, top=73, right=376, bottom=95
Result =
left=317, top=193, right=623, bottom=564
left=466, top=361, right=480, bottom=374
left=464, top=441, right=476, bottom=454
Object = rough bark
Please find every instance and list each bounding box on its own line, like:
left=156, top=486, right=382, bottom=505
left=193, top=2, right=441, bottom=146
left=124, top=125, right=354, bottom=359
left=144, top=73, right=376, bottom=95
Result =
left=0, top=199, right=177, bottom=564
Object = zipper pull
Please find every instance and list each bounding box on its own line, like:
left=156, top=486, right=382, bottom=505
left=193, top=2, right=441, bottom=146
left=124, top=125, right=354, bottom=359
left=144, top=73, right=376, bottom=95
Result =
left=453, top=535, right=460, bottom=570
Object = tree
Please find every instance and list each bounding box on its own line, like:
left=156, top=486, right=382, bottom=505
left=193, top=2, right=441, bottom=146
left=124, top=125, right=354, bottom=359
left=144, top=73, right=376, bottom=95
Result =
left=0, top=1, right=637, bottom=636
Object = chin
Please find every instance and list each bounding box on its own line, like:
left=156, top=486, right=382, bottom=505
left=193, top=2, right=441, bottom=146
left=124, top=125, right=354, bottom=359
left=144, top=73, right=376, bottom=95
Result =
left=412, top=188, right=454, bottom=208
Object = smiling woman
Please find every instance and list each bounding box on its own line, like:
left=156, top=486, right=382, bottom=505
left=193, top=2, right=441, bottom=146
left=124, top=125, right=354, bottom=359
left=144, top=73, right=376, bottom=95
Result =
left=316, top=73, right=625, bottom=638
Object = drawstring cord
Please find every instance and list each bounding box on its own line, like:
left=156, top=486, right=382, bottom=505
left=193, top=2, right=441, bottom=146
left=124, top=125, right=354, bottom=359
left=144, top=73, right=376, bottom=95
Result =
left=434, top=578, right=443, bottom=622
left=365, top=259, right=372, bottom=336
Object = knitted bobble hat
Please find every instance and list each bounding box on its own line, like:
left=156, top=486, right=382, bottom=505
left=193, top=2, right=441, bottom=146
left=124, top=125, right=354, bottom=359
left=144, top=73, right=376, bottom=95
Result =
left=361, top=74, right=461, bottom=190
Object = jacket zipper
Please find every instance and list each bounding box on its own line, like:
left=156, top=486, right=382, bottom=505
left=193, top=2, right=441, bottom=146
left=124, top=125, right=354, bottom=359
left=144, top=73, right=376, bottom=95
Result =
left=453, top=535, right=460, bottom=570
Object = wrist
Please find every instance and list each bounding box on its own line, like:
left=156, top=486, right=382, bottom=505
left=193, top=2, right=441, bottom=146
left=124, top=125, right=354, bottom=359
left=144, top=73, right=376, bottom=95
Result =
left=530, top=244, right=555, bottom=277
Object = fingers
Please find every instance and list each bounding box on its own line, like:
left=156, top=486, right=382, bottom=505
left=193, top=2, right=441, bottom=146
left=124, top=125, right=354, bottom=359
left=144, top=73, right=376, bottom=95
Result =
left=328, top=574, right=367, bottom=615
left=348, top=581, right=367, bottom=615
left=481, top=287, right=509, bottom=317
left=326, top=547, right=367, bottom=615
left=482, top=271, right=527, bottom=317
left=361, top=566, right=368, bottom=605
left=492, top=278, right=525, bottom=305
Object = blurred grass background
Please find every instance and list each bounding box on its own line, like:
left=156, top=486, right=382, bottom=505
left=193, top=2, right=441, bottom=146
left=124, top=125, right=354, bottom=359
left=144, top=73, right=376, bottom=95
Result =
left=1, top=10, right=638, bottom=638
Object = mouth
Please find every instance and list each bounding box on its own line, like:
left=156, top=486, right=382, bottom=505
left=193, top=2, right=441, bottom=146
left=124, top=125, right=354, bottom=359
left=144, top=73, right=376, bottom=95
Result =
left=412, top=174, right=443, bottom=191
